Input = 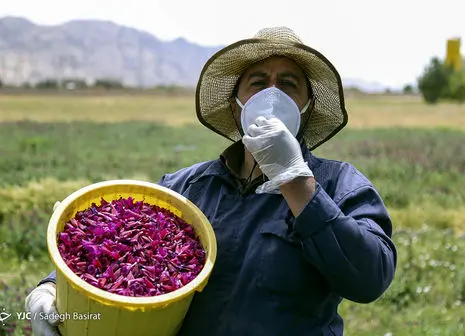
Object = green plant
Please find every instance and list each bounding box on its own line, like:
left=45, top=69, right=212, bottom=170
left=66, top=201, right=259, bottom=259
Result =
left=0, top=278, right=34, bottom=336
left=0, top=210, right=49, bottom=260
left=447, top=69, right=465, bottom=103
left=403, top=84, right=414, bottom=95
left=340, top=228, right=465, bottom=335
left=418, top=56, right=465, bottom=105
left=417, top=57, right=452, bottom=104
left=34, top=79, right=59, bottom=90
left=93, top=79, right=124, bottom=89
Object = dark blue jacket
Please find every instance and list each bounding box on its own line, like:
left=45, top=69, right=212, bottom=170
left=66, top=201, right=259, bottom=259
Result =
left=40, top=141, right=397, bottom=336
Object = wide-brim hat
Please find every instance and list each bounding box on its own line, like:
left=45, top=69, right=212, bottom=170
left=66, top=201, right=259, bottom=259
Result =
left=195, top=26, right=349, bottom=150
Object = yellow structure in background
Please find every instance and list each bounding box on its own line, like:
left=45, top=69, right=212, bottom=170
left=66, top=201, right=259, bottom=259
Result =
left=445, top=38, right=462, bottom=71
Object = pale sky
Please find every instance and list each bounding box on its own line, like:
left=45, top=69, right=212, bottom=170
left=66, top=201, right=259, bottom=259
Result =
left=1, top=0, right=464, bottom=89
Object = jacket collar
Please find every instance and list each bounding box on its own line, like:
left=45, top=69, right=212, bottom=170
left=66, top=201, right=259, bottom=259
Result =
left=189, top=140, right=317, bottom=193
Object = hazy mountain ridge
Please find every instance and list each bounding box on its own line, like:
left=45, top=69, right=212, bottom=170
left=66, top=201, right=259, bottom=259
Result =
left=0, top=16, right=223, bottom=87
left=0, top=16, right=391, bottom=92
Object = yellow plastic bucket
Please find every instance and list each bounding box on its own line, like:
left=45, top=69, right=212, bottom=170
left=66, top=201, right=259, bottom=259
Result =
left=47, top=179, right=217, bottom=336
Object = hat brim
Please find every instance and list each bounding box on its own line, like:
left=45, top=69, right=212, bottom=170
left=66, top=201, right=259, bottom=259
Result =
left=195, top=38, right=348, bottom=150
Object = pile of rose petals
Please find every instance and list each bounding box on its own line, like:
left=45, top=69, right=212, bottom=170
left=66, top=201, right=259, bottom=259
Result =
left=57, top=197, right=206, bottom=297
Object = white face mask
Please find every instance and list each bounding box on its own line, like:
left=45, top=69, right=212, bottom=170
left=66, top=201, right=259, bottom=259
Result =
left=236, top=87, right=310, bottom=137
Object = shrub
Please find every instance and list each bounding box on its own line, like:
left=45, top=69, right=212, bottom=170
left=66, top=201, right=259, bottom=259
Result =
left=93, top=79, right=124, bottom=89
left=418, top=57, right=465, bottom=104
left=447, top=69, right=465, bottom=103
left=34, top=79, right=59, bottom=89
left=403, top=84, right=414, bottom=95
left=417, top=58, right=452, bottom=104
left=0, top=278, right=34, bottom=336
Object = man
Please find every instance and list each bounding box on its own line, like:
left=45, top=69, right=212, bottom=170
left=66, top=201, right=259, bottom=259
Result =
left=26, top=27, right=397, bottom=336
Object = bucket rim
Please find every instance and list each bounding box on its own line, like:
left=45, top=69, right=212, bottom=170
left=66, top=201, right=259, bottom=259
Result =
left=47, top=179, right=217, bottom=310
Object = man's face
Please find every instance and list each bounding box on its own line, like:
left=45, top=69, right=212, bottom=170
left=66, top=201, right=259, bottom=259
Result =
left=230, top=56, right=310, bottom=134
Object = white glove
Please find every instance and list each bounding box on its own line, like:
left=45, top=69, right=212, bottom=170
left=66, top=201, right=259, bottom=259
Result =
left=242, top=116, right=314, bottom=194
left=25, top=282, right=61, bottom=336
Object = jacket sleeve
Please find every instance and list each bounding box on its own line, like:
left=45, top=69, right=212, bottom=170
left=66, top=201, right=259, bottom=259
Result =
left=293, top=181, right=397, bottom=304
left=38, top=270, right=57, bottom=286
left=37, top=176, right=172, bottom=287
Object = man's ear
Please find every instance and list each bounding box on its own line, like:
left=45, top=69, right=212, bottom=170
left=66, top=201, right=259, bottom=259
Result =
left=229, top=97, right=238, bottom=115
left=230, top=97, right=243, bottom=122
left=229, top=97, right=244, bottom=137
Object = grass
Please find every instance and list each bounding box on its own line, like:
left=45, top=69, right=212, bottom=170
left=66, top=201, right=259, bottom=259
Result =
left=1, top=93, right=465, bottom=130
left=0, top=121, right=228, bottom=186
left=0, top=93, right=464, bottom=335
left=345, top=94, right=465, bottom=130
left=0, top=95, right=196, bottom=126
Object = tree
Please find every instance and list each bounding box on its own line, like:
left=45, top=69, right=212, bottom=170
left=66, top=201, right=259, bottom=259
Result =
left=94, top=79, right=124, bottom=89
left=417, top=57, right=452, bottom=104
left=447, top=69, right=465, bottom=103
left=35, top=79, right=59, bottom=89
left=403, top=84, right=413, bottom=94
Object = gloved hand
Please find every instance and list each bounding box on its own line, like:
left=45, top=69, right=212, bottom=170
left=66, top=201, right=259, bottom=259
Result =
left=24, top=200, right=62, bottom=336
left=25, top=282, right=61, bottom=336
left=242, top=116, right=314, bottom=194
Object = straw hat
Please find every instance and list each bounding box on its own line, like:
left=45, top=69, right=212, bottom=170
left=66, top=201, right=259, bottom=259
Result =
left=195, top=26, right=348, bottom=150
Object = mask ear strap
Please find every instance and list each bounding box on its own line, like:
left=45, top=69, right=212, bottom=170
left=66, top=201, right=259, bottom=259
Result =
left=300, top=98, right=311, bottom=114
left=230, top=97, right=245, bottom=137
left=235, top=97, right=245, bottom=109
left=296, top=96, right=316, bottom=141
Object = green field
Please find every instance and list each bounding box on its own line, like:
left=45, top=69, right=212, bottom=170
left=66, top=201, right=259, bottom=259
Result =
left=0, top=93, right=464, bottom=335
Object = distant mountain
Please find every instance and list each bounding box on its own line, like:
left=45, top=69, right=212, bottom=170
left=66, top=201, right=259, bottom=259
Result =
left=0, top=16, right=392, bottom=92
left=0, top=16, right=223, bottom=87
